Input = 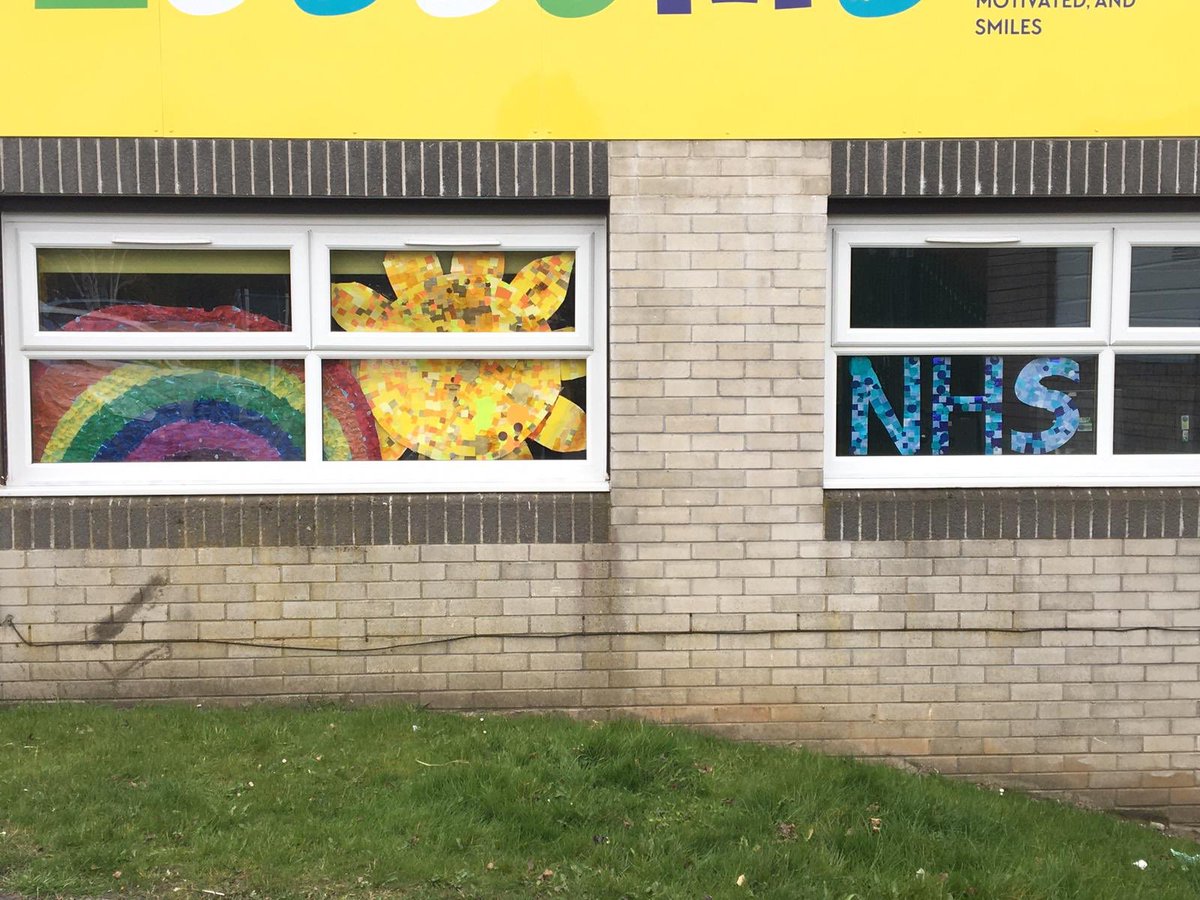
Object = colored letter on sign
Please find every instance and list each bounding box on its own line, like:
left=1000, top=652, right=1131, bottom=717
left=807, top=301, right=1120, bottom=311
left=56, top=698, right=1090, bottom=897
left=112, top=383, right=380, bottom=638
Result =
left=930, top=356, right=1004, bottom=455
left=294, top=0, right=377, bottom=15
left=839, top=0, right=922, bottom=17
left=849, top=356, right=921, bottom=455
left=1010, top=357, right=1081, bottom=454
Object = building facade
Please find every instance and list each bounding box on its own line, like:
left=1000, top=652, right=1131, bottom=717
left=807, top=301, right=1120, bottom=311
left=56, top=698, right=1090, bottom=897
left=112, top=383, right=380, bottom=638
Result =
left=4, top=136, right=1200, bottom=823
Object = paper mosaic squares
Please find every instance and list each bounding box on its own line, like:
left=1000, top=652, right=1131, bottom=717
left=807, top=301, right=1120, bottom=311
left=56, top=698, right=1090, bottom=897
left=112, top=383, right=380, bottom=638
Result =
left=931, top=356, right=1003, bottom=455
left=843, top=354, right=1087, bottom=457
left=328, top=250, right=586, bottom=462
left=30, top=249, right=587, bottom=465
left=331, top=251, right=575, bottom=334
left=32, top=359, right=307, bottom=463
left=1010, top=356, right=1081, bottom=455
left=849, top=356, right=921, bottom=456
left=345, top=358, right=586, bottom=461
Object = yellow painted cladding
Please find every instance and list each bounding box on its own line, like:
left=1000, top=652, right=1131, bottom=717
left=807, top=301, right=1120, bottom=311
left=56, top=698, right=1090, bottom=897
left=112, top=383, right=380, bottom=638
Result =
left=3, top=1, right=1194, bottom=139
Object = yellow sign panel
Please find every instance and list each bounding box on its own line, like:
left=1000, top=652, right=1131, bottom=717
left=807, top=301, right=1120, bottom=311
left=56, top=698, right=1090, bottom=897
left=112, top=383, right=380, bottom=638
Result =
left=2, top=0, right=1193, bottom=139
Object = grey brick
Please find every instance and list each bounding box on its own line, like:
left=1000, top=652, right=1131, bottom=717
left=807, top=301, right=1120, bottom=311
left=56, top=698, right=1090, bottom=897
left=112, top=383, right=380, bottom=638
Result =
left=463, top=495, right=483, bottom=544
left=445, top=494, right=464, bottom=544
left=552, top=142, right=572, bottom=197
left=497, top=142, right=516, bottom=197
left=422, top=141, right=441, bottom=197
left=1075, top=139, right=1094, bottom=195
left=590, top=142, right=607, bottom=197
left=864, top=140, right=886, bottom=197
left=270, top=140, right=291, bottom=196
left=346, top=140, right=366, bottom=197
left=230, top=139, right=252, bottom=195
left=570, top=142, right=588, bottom=198
left=516, top=142, right=535, bottom=197
left=136, top=139, right=159, bottom=195
left=365, top=140, right=385, bottom=197
left=0, top=502, right=13, bottom=551
left=0, top=138, right=20, bottom=192
left=384, top=141, right=404, bottom=197
left=535, top=141, right=553, bottom=198
left=846, top=140, right=867, bottom=195
left=79, top=138, right=101, bottom=194
left=195, top=139, right=216, bottom=195
left=31, top=138, right=54, bottom=193
left=213, top=139, right=235, bottom=194
left=155, top=138, right=178, bottom=194
left=441, top=141, right=461, bottom=198
left=1031, top=139, right=1051, bottom=195
left=403, top=141, right=423, bottom=196
left=460, top=141, right=480, bottom=198
left=1160, top=140, right=1180, bottom=195
left=58, top=138, right=80, bottom=194
left=536, top=495, right=557, bottom=544
left=174, top=139, right=196, bottom=195
left=323, top=140, right=346, bottom=196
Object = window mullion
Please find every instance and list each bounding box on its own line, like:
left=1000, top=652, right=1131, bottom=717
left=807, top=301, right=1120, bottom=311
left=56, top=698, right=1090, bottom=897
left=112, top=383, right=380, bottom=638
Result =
left=1095, top=348, right=1116, bottom=457
left=303, top=353, right=324, bottom=467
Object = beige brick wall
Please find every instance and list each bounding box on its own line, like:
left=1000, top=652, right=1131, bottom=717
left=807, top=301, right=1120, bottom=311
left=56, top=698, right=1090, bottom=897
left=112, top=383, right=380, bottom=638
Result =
left=4, top=140, right=1200, bottom=825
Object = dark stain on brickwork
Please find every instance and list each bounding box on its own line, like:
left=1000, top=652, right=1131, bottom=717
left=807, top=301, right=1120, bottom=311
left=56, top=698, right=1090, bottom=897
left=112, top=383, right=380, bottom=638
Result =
left=88, top=573, right=168, bottom=644
left=102, top=645, right=171, bottom=680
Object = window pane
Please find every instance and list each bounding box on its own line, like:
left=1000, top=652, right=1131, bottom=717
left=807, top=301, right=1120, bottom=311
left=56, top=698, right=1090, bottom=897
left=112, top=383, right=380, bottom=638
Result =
left=1129, top=246, right=1200, bottom=327
left=850, top=247, right=1091, bottom=328
left=329, top=250, right=575, bottom=334
left=31, top=359, right=305, bottom=462
left=1114, top=355, right=1200, bottom=454
left=37, top=249, right=292, bottom=331
left=322, top=358, right=586, bottom=461
left=836, top=354, right=1097, bottom=457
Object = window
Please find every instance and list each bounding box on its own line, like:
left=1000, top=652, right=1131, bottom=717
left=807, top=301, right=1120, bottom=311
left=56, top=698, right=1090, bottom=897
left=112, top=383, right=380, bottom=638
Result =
left=826, top=218, right=1200, bottom=487
left=2, top=215, right=607, bottom=494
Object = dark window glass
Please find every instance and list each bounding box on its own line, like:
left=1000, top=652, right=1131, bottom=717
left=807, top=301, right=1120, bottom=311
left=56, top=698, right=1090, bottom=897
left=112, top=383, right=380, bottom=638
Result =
left=850, top=247, right=1091, bottom=329
left=836, top=354, right=1097, bottom=457
left=1129, top=246, right=1200, bottom=327
left=37, top=249, right=291, bottom=332
left=1114, top=355, right=1200, bottom=454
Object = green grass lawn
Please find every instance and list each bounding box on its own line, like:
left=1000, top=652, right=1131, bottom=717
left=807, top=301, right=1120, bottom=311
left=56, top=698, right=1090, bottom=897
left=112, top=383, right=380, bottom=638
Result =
left=1, top=704, right=1198, bottom=899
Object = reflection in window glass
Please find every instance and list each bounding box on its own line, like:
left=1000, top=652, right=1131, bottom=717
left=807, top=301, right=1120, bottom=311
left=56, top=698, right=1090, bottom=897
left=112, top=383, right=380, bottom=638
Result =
left=330, top=250, right=575, bottom=334
left=850, top=247, right=1091, bottom=329
left=31, top=359, right=305, bottom=462
left=836, top=354, right=1097, bottom=457
left=1129, top=247, right=1200, bottom=327
left=37, top=249, right=292, bottom=331
left=323, top=358, right=586, bottom=461
left=1115, top=355, right=1200, bottom=454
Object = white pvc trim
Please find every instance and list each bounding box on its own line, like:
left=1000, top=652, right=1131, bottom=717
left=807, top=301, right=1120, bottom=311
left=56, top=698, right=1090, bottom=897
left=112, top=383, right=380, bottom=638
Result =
left=825, top=215, right=1200, bottom=488
left=2, top=213, right=609, bottom=496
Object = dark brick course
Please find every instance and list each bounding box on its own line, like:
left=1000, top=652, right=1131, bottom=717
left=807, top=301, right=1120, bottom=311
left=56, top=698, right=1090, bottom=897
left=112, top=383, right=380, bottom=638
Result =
left=826, top=489, right=1200, bottom=542
left=832, top=139, right=1200, bottom=198
left=0, top=494, right=609, bottom=550
left=0, top=138, right=607, bottom=199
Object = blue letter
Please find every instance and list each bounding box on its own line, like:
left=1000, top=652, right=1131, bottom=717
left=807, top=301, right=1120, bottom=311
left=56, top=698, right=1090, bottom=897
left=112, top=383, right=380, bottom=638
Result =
left=1011, top=357, right=1081, bottom=454
left=294, top=0, right=376, bottom=15
left=839, top=0, right=922, bottom=17
left=849, top=357, right=921, bottom=455
left=930, top=356, right=1004, bottom=455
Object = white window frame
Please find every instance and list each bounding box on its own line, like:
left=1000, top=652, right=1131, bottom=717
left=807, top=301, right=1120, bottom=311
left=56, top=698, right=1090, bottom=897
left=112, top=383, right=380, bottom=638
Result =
left=826, top=215, right=1200, bottom=488
left=2, top=213, right=608, bottom=496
